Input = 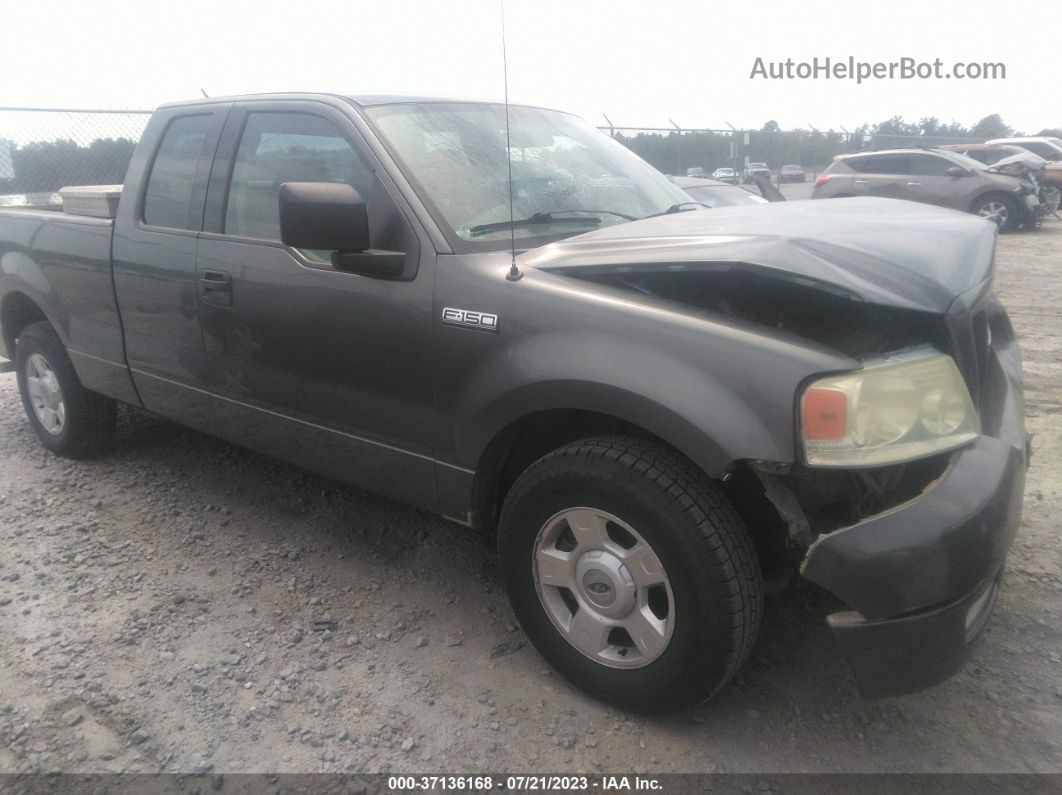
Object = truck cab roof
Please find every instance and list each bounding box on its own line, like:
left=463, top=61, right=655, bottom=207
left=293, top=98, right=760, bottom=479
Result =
left=157, top=92, right=558, bottom=112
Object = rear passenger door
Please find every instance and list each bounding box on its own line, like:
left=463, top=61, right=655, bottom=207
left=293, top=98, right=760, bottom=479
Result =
left=850, top=154, right=911, bottom=201
left=195, top=100, right=438, bottom=509
left=112, top=104, right=230, bottom=430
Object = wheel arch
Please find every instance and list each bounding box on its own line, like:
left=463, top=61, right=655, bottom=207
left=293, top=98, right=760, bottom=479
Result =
left=470, top=407, right=675, bottom=533
left=1, top=289, right=53, bottom=360
left=468, top=408, right=790, bottom=574
left=967, top=190, right=1015, bottom=214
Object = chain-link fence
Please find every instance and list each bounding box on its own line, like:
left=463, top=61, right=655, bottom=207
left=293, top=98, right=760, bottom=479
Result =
left=0, top=107, right=151, bottom=195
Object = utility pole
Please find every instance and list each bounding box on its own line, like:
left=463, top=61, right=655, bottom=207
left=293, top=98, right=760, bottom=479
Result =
left=668, top=118, right=681, bottom=175
left=724, top=122, right=741, bottom=170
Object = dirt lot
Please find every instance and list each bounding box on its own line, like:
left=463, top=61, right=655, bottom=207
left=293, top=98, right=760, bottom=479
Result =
left=0, top=204, right=1060, bottom=776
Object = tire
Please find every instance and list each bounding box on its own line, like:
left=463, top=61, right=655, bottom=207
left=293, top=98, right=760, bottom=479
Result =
left=15, top=321, right=116, bottom=458
left=497, top=435, right=762, bottom=713
left=971, top=193, right=1019, bottom=232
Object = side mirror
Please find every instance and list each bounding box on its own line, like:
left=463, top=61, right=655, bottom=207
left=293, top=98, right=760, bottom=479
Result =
left=946, top=166, right=966, bottom=177
left=279, top=181, right=406, bottom=280
left=279, top=182, right=370, bottom=253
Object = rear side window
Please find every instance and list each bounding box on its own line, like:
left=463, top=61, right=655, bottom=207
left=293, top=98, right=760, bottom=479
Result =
left=1020, top=142, right=1060, bottom=159
left=224, top=112, right=373, bottom=242
left=909, top=154, right=954, bottom=176
left=847, top=154, right=910, bottom=175
left=142, top=114, right=212, bottom=229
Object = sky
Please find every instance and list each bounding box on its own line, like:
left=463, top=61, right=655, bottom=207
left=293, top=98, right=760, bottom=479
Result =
left=1, top=0, right=1056, bottom=134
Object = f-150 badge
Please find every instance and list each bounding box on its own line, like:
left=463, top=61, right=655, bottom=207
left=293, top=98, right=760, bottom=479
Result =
left=442, top=307, right=499, bottom=332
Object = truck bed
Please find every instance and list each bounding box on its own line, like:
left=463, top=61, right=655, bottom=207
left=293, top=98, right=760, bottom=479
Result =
left=0, top=208, right=135, bottom=402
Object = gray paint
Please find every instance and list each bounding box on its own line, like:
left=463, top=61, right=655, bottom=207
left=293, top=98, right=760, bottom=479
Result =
left=0, top=96, right=1026, bottom=665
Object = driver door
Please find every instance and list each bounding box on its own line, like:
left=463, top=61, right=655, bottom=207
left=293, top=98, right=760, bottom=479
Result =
left=195, top=101, right=438, bottom=508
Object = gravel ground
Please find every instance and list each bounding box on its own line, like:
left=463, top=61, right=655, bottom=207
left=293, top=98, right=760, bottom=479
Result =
left=0, top=205, right=1060, bottom=776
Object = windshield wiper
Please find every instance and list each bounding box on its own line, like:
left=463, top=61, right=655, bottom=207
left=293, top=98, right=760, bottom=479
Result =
left=468, top=209, right=637, bottom=236
left=643, top=201, right=709, bottom=219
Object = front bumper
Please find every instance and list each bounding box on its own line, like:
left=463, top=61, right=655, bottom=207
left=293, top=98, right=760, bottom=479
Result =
left=800, top=301, right=1027, bottom=698
left=827, top=568, right=1002, bottom=699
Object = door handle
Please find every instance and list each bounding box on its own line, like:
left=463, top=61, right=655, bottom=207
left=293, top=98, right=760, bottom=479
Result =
left=906, top=181, right=923, bottom=186
left=199, top=270, right=232, bottom=307
left=854, top=179, right=869, bottom=184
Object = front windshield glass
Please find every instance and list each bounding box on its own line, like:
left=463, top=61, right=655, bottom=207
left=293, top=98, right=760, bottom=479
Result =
left=943, top=152, right=989, bottom=171
left=364, top=102, right=690, bottom=251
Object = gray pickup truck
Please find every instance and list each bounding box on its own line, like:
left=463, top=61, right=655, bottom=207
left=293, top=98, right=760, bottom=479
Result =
left=0, top=94, right=1028, bottom=712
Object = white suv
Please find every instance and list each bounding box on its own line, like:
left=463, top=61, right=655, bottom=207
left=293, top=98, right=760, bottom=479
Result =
left=986, top=136, right=1062, bottom=161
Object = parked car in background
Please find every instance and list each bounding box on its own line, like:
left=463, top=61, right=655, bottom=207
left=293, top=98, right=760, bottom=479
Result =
left=685, top=167, right=707, bottom=178
left=742, top=162, right=771, bottom=183
left=1047, top=162, right=1062, bottom=191
left=711, top=167, right=738, bottom=184
left=778, top=164, right=806, bottom=183
left=813, top=148, right=1040, bottom=230
left=940, top=144, right=1041, bottom=167
left=670, top=175, right=770, bottom=206
left=941, top=144, right=1062, bottom=191
left=986, top=137, right=1062, bottom=161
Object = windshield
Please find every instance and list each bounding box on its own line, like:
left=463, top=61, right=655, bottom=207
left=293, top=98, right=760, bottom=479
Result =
left=364, top=102, right=690, bottom=252
left=1020, top=141, right=1062, bottom=160
left=682, top=184, right=768, bottom=207
left=943, top=152, right=990, bottom=171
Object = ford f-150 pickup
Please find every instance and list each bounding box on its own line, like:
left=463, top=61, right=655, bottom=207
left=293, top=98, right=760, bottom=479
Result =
left=0, top=93, right=1028, bottom=712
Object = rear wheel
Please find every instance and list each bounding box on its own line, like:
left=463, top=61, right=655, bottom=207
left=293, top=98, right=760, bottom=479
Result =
left=972, top=194, right=1018, bottom=232
left=15, top=321, right=116, bottom=458
left=498, top=436, right=762, bottom=713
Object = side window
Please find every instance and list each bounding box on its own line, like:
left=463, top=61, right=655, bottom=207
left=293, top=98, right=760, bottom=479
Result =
left=1022, top=142, right=1059, bottom=160
left=224, top=112, right=373, bottom=243
left=142, top=114, right=212, bottom=229
left=857, top=155, right=910, bottom=175
left=909, top=154, right=954, bottom=176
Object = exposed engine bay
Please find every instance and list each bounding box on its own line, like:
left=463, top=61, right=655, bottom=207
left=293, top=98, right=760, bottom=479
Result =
left=578, top=265, right=958, bottom=547
left=581, top=266, right=948, bottom=358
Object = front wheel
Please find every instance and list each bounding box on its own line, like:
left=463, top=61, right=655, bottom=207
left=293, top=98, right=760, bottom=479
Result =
left=15, top=321, right=116, bottom=458
left=973, top=194, right=1019, bottom=232
left=497, top=436, right=762, bottom=713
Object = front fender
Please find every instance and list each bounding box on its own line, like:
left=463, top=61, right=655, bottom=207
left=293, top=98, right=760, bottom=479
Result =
left=433, top=259, right=857, bottom=494
left=449, top=329, right=777, bottom=479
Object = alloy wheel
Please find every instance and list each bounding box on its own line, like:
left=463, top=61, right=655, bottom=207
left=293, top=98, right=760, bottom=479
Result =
left=25, top=352, right=65, bottom=435
left=532, top=507, right=675, bottom=668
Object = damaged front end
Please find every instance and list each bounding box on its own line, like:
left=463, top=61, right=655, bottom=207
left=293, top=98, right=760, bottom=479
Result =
left=526, top=198, right=1027, bottom=697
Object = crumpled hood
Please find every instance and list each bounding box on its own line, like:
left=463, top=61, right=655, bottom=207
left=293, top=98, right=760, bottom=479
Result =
left=522, top=197, right=997, bottom=313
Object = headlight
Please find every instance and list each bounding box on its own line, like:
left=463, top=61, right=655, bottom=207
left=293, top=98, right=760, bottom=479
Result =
left=801, top=347, right=979, bottom=467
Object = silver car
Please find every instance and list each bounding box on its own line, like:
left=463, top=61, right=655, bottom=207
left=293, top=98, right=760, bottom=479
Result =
left=812, top=148, right=1038, bottom=231
left=711, top=167, right=738, bottom=184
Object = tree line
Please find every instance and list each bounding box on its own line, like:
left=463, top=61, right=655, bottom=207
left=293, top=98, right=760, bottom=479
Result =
left=0, top=138, right=137, bottom=194
left=613, top=114, right=1062, bottom=176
